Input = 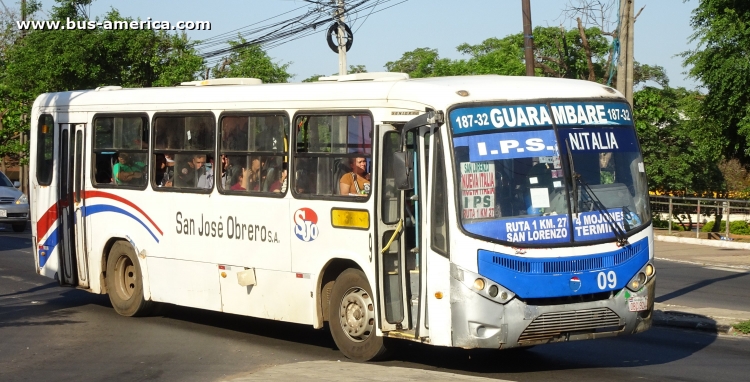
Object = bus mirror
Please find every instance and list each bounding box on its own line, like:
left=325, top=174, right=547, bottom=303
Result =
left=392, top=151, right=414, bottom=190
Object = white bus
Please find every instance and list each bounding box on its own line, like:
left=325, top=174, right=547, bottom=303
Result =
left=30, top=73, right=655, bottom=361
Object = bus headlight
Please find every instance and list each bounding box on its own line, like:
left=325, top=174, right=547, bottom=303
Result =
left=451, top=264, right=515, bottom=304
left=626, top=263, right=655, bottom=292
left=645, top=263, right=654, bottom=277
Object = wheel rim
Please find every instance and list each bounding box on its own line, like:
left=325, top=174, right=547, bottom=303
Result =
left=114, top=255, right=136, bottom=300
left=338, top=286, right=375, bottom=342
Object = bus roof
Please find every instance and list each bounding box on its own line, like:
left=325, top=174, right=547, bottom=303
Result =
left=32, top=74, right=626, bottom=112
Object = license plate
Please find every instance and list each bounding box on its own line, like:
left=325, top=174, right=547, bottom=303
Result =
left=628, top=296, right=648, bottom=312
left=0, top=209, right=6, bottom=218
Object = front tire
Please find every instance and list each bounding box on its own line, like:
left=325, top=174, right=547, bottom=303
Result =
left=329, top=269, right=387, bottom=361
left=106, top=241, right=152, bottom=317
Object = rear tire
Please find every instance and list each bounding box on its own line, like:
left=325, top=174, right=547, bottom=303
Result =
left=329, top=269, right=387, bottom=361
left=12, top=223, right=25, bottom=232
left=106, top=241, right=152, bottom=317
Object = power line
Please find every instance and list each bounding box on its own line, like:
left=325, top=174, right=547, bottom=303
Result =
left=196, top=3, right=311, bottom=47
left=196, top=0, right=407, bottom=60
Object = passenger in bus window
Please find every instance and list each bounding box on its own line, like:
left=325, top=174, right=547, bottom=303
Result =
left=157, top=154, right=175, bottom=187
left=228, top=166, right=246, bottom=191
left=205, top=155, right=215, bottom=188
left=113, top=152, right=146, bottom=186
left=339, top=156, right=370, bottom=196
left=269, top=163, right=288, bottom=193
left=175, top=154, right=210, bottom=189
left=220, top=154, right=231, bottom=189
left=247, top=156, right=262, bottom=191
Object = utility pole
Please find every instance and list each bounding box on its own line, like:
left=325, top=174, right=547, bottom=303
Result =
left=522, top=0, right=534, bottom=76
left=20, top=0, right=28, bottom=195
left=337, top=0, right=347, bottom=76
left=20, top=0, right=26, bottom=36
left=616, top=0, right=634, bottom=105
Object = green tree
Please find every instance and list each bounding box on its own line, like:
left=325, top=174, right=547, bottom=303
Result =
left=682, top=0, right=750, bottom=161
left=348, top=64, right=367, bottom=74
left=634, top=86, right=724, bottom=195
left=384, top=47, right=443, bottom=78
left=212, top=37, right=292, bottom=83
left=0, top=1, right=204, bottom=165
left=302, top=74, right=325, bottom=83
left=385, top=26, right=615, bottom=80
left=301, top=65, right=366, bottom=82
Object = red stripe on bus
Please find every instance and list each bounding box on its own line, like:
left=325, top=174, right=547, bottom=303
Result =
left=82, top=190, right=163, bottom=235
left=36, top=203, right=59, bottom=240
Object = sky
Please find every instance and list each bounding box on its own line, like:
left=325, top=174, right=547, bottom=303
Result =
left=33, top=0, right=700, bottom=88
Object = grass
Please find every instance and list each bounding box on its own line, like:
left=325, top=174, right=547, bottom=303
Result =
left=733, top=320, right=750, bottom=334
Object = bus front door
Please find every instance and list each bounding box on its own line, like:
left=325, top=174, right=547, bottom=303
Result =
left=375, top=125, right=426, bottom=335
left=57, top=123, right=89, bottom=287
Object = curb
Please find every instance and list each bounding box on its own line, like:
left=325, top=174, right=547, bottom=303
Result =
left=652, top=302, right=750, bottom=336
left=653, top=310, right=737, bottom=335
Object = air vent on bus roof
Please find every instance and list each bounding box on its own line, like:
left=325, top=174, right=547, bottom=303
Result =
left=317, top=72, right=409, bottom=82
left=179, top=78, right=263, bottom=86
left=95, top=86, right=123, bottom=91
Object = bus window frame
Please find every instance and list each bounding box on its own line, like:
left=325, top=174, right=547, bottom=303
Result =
left=150, top=111, right=216, bottom=194
left=291, top=109, right=374, bottom=202
left=90, top=112, right=150, bottom=191
left=216, top=110, right=290, bottom=198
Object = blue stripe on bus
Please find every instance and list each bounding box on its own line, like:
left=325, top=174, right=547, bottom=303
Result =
left=477, top=237, right=649, bottom=298
left=83, top=204, right=160, bottom=243
left=37, top=204, right=159, bottom=269
left=39, top=226, right=60, bottom=268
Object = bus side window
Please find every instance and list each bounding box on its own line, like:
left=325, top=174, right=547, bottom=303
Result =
left=92, top=115, right=149, bottom=189
left=152, top=114, right=215, bottom=191
left=36, top=115, right=55, bottom=186
left=219, top=114, right=288, bottom=195
left=293, top=113, right=372, bottom=198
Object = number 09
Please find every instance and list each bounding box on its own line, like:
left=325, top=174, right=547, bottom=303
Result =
left=597, top=271, right=617, bottom=289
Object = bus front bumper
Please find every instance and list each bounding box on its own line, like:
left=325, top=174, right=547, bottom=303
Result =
left=450, top=273, right=655, bottom=349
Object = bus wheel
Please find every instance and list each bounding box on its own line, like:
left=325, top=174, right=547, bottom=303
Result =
left=329, top=269, right=387, bottom=361
left=106, top=241, right=152, bottom=317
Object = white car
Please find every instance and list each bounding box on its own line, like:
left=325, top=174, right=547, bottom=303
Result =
left=0, top=171, right=29, bottom=232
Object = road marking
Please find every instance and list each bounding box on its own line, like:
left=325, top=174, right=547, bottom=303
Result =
left=1, top=275, right=24, bottom=282
left=703, top=266, right=749, bottom=273
left=656, top=257, right=750, bottom=271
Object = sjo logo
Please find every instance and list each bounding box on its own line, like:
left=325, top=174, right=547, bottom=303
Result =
left=294, top=208, right=319, bottom=242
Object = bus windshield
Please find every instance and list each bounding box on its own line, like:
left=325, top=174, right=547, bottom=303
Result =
left=450, top=102, right=649, bottom=246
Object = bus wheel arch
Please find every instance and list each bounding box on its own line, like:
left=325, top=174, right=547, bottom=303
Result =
left=99, top=238, right=121, bottom=294
left=104, top=240, right=153, bottom=317
left=317, top=258, right=361, bottom=325
left=328, top=268, right=387, bottom=361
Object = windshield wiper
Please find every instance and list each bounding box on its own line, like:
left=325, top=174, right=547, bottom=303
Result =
left=575, top=175, right=629, bottom=246
left=565, top=139, right=628, bottom=246
left=565, top=139, right=578, bottom=214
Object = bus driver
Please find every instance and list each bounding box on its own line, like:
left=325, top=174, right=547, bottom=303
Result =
left=339, top=156, right=370, bottom=196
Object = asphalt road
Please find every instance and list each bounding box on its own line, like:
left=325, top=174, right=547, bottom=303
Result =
left=2, top=227, right=750, bottom=382
left=654, top=258, right=750, bottom=312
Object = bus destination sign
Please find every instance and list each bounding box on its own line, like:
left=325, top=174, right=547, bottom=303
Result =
left=451, top=102, right=633, bottom=135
